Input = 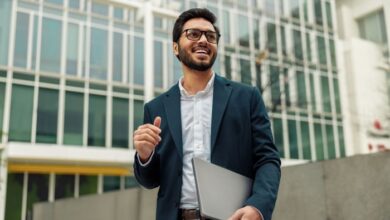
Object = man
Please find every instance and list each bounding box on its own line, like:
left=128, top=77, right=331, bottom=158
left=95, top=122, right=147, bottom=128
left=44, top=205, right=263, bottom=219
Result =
left=133, top=8, right=280, bottom=220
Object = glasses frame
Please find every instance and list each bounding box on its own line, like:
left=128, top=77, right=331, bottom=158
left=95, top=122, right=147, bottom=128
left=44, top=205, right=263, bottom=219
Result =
left=182, top=28, right=221, bottom=44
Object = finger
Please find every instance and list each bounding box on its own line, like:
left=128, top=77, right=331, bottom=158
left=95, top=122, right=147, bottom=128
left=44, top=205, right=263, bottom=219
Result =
left=134, top=133, right=160, bottom=146
left=228, top=209, right=244, bottom=220
left=134, top=128, right=161, bottom=143
left=138, top=124, right=161, bottom=134
left=153, top=116, right=161, bottom=128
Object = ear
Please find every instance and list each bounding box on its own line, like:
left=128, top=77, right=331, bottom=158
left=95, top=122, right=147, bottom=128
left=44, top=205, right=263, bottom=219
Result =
left=173, top=42, right=179, bottom=56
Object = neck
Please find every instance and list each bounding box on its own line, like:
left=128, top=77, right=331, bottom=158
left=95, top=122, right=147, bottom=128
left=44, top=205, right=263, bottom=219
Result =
left=181, top=66, right=213, bottom=95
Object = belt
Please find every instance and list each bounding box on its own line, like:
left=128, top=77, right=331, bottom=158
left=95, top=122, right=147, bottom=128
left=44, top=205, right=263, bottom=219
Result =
left=180, top=209, right=207, bottom=220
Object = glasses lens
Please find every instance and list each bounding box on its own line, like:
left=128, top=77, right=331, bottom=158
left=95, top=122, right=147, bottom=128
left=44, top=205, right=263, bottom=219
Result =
left=186, top=29, right=202, bottom=41
left=206, top=32, right=217, bottom=43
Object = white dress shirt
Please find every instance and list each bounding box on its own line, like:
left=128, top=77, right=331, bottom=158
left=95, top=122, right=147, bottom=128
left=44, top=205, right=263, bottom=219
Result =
left=178, top=73, right=214, bottom=209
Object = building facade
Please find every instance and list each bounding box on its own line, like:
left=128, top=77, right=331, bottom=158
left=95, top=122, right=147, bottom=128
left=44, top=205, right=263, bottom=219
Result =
left=336, top=0, right=390, bottom=155
left=0, top=0, right=345, bottom=219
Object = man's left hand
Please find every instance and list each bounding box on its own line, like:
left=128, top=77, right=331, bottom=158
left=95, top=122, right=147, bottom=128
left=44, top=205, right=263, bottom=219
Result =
left=227, top=206, right=263, bottom=220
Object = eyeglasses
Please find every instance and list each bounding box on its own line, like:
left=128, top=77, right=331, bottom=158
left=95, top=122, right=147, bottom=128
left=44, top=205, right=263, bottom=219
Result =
left=182, top=29, right=220, bottom=44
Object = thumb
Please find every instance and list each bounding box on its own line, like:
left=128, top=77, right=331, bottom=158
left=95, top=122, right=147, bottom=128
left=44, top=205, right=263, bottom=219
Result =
left=153, top=116, right=161, bottom=128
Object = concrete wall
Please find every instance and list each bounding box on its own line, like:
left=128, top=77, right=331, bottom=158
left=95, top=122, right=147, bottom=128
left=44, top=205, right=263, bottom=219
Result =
left=273, top=152, right=390, bottom=220
left=34, top=152, right=390, bottom=220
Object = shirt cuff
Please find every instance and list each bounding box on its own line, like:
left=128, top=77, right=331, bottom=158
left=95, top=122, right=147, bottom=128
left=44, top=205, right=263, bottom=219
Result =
left=249, top=206, right=264, bottom=220
left=137, top=150, right=155, bottom=167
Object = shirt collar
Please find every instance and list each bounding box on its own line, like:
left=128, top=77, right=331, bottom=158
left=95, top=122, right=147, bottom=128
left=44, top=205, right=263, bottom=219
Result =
left=178, top=72, right=215, bottom=97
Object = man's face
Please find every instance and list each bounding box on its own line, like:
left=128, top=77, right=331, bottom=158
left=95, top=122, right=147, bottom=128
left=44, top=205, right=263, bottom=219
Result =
left=174, top=18, right=218, bottom=71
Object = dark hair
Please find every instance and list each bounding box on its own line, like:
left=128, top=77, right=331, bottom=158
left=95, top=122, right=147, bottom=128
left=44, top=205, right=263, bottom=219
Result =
left=172, top=8, right=220, bottom=43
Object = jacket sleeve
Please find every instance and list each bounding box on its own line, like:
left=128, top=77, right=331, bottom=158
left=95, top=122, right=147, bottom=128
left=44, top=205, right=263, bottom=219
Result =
left=133, top=103, right=161, bottom=189
left=244, top=87, right=281, bottom=220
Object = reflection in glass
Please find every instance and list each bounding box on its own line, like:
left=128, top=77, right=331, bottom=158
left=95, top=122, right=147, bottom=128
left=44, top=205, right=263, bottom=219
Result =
left=272, top=118, right=284, bottom=158
left=240, top=59, right=251, bottom=85
left=288, top=120, right=298, bottom=159
left=27, top=174, right=49, bottom=219
left=5, top=173, right=23, bottom=220
left=113, top=32, right=123, bottom=82
left=40, top=18, right=62, bottom=72
left=238, top=15, right=249, bottom=47
left=103, top=176, right=120, bottom=192
left=79, top=175, right=98, bottom=196
left=154, top=41, right=163, bottom=88
left=55, top=174, right=75, bottom=199
left=14, top=12, right=29, bottom=68
left=112, top=97, right=129, bottom=148
left=64, top=92, right=84, bottom=145
left=90, top=28, right=108, bottom=80
left=9, top=85, right=34, bottom=142
left=134, top=37, right=144, bottom=85
left=36, top=88, right=59, bottom=143
left=326, top=124, right=335, bottom=159
left=88, top=95, right=106, bottom=147
left=301, top=121, right=311, bottom=160
left=267, top=23, right=277, bottom=54
left=314, top=123, right=324, bottom=160
left=66, top=23, right=79, bottom=75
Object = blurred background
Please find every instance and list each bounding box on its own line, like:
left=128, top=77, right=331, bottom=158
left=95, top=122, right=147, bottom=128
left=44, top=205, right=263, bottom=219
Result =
left=0, top=0, right=389, bottom=219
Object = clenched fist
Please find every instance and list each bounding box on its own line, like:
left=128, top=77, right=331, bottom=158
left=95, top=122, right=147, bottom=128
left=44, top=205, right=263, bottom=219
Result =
left=133, top=116, right=162, bottom=163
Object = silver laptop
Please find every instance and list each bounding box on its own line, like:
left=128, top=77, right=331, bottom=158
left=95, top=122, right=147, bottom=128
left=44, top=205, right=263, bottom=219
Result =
left=192, top=158, right=253, bottom=220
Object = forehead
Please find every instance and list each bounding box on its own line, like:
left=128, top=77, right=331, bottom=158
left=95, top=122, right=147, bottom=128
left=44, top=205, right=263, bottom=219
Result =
left=182, top=18, right=215, bottom=31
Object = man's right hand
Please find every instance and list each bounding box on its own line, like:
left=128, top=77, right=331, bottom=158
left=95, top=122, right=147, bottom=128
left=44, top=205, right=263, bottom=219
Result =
left=133, top=116, right=162, bottom=163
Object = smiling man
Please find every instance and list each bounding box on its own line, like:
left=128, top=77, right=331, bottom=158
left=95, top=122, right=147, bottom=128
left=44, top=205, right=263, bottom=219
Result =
left=133, top=8, right=281, bottom=220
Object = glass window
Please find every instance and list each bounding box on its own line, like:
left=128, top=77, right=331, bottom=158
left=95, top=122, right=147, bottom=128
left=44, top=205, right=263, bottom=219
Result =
left=223, top=10, right=231, bottom=44
left=296, top=71, right=307, bottom=108
left=79, top=175, right=98, bottom=196
left=125, top=176, right=139, bottom=188
left=0, top=0, right=12, bottom=65
left=301, top=121, right=311, bottom=160
left=282, top=68, right=291, bottom=107
left=114, top=8, right=123, bottom=20
left=317, top=36, right=327, bottom=65
left=91, top=2, right=108, bottom=16
left=36, top=88, right=59, bottom=143
left=134, top=36, right=144, bottom=85
left=5, top=173, right=23, bottom=220
left=9, top=85, right=34, bottom=142
left=240, top=58, right=251, bottom=85
left=255, top=63, right=262, bottom=92
left=154, top=41, right=163, bottom=88
left=321, top=76, right=331, bottom=112
left=325, top=1, right=333, bottom=29
left=270, top=66, right=281, bottom=107
left=288, top=120, right=298, bottom=159
left=103, top=176, right=120, bottom=192
left=40, top=17, right=62, bottom=73
left=69, top=0, right=80, bottom=9
left=329, top=39, right=336, bottom=67
left=306, top=33, right=312, bottom=62
left=303, top=0, right=309, bottom=22
left=133, top=100, right=144, bottom=134
left=265, top=0, right=275, bottom=15
left=224, top=55, right=232, bottom=80
left=253, top=18, right=260, bottom=50
left=66, top=23, right=79, bottom=75
left=338, top=126, right=346, bottom=157
left=272, top=118, right=284, bottom=158
left=90, top=28, right=108, bottom=80
left=314, top=0, right=323, bottom=26
left=280, top=26, right=287, bottom=56
left=290, top=0, right=300, bottom=19
left=357, top=10, right=388, bottom=45
left=113, top=32, right=123, bottom=82
left=112, top=97, right=129, bottom=148
left=14, top=12, right=29, bottom=68
left=0, top=83, right=5, bottom=140
left=88, top=95, right=106, bottom=147
left=326, top=124, right=335, bottom=159
left=309, top=73, right=316, bottom=111
left=46, top=0, right=63, bottom=5
left=55, top=174, right=75, bottom=199
left=32, top=16, right=38, bottom=70
left=314, top=123, right=324, bottom=160
left=238, top=15, right=249, bottom=47
left=27, top=174, right=49, bottom=218
left=293, top=30, right=303, bottom=60
left=333, top=78, right=341, bottom=114
left=63, top=92, right=84, bottom=145
left=267, top=23, right=277, bottom=54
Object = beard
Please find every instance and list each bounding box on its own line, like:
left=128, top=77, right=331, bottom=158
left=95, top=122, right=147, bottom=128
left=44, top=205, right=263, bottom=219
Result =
left=177, top=44, right=217, bottom=71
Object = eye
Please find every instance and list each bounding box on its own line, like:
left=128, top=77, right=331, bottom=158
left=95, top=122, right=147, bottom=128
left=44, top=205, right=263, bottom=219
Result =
left=188, top=29, right=201, bottom=39
left=206, top=32, right=217, bottom=41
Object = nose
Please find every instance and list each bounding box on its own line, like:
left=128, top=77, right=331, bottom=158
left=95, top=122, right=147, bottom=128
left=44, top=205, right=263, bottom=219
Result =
left=198, top=33, right=208, bottom=43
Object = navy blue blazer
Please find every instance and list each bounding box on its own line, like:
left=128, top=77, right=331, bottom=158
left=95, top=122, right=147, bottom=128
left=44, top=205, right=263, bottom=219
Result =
left=134, top=75, right=281, bottom=220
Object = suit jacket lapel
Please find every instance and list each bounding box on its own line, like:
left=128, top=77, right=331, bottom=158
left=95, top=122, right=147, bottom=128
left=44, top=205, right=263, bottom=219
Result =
left=163, top=85, right=183, bottom=159
left=211, top=75, right=232, bottom=153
